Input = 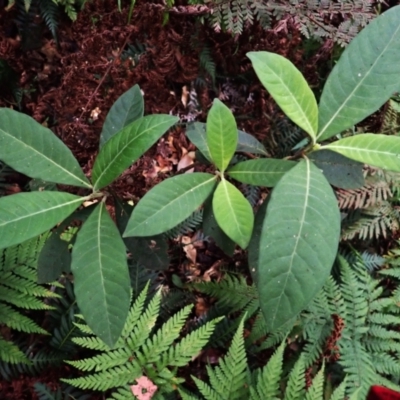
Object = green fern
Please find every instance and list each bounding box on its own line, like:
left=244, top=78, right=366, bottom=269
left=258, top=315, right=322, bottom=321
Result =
left=0, top=234, right=59, bottom=365
left=63, top=283, right=223, bottom=398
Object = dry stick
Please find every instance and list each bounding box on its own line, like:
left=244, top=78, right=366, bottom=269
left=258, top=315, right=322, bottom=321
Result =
left=79, top=34, right=131, bottom=120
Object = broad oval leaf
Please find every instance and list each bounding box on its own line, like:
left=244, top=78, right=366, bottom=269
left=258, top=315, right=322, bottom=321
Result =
left=203, top=197, right=235, bottom=256
left=0, top=109, right=91, bottom=188
left=92, top=115, right=178, bottom=190
left=317, top=6, right=400, bottom=141
left=71, top=202, right=130, bottom=348
left=247, top=51, right=318, bottom=141
left=309, top=149, right=364, bottom=189
left=99, top=84, right=144, bottom=148
left=324, top=134, right=400, bottom=172
left=124, top=173, right=217, bottom=237
left=206, top=99, right=237, bottom=172
left=227, top=158, right=295, bottom=187
left=0, top=192, right=84, bottom=249
left=237, top=130, right=269, bottom=156
left=186, top=122, right=212, bottom=162
left=212, top=179, right=254, bottom=249
left=248, top=159, right=340, bottom=332
left=186, top=123, right=268, bottom=161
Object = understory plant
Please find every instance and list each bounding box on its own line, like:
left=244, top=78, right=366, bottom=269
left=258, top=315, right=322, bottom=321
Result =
left=0, top=5, right=399, bottom=393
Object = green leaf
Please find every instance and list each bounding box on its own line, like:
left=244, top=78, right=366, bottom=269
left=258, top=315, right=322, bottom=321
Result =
left=213, top=178, right=254, bottom=249
left=247, top=51, right=318, bottom=141
left=71, top=202, right=130, bottom=348
left=324, top=134, right=400, bottom=172
left=309, top=149, right=364, bottom=189
left=124, top=173, right=217, bottom=237
left=37, top=233, right=71, bottom=283
left=317, top=6, right=400, bottom=141
left=186, top=123, right=268, bottom=161
left=92, top=115, right=178, bottom=190
left=237, top=130, right=269, bottom=156
left=115, top=200, right=169, bottom=270
left=248, top=159, right=340, bottom=332
left=186, top=122, right=212, bottom=162
left=227, top=158, right=295, bottom=187
left=206, top=99, right=237, bottom=172
left=99, top=84, right=144, bottom=148
left=203, top=197, right=235, bottom=256
left=0, top=192, right=84, bottom=249
left=0, top=108, right=91, bottom=188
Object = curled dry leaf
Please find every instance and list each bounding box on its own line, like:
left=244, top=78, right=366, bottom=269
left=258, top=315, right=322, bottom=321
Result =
left=130, top=376, right=158, bottom=400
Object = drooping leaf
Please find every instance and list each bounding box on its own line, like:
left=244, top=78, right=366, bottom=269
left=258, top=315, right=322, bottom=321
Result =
left=124, top=173, right=217, bottom=237
left=115, top=199, right=169, bottom=270
left=186, top=122, right=212, bottom=162
left=0, top=192, right=84, bottom=249
left=206, top=99, right=237, bottom=172
left=37, top=233, right=71, bottom=283
left=237, top=130, right=269, bottom=156
left=100, top=84, right=144, bottom=148
left=186, top=123, right=268, bottom=161
left=227, top=158, right=295, bottom=187
left=324, top=134, right=400, bottom=172
left=92, top=115, right=178, bottom=190
left=0, top=108, right=91, bottom=188
left=247, top=51, right=318, bottom=141
left=309, top=149, right=364, bottom=189
left=213, top=178, right=254, bottom=249
left=317, top=6, right=400, bottom=141
left=71, top=202, right=130, bottom=348
left=248, top=159, right=340, bottom=332
left=203, top=197, right=235, bottom=256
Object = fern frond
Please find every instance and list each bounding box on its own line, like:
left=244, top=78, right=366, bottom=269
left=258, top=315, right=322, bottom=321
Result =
left=64, top=285, right=222, bottom=397
left=304, top=363, right=325, bottom=400
left=165, top=209, right=203, bottom=239
left=283, top=355, right=306, bottom=400
left=193, top=317, right=248, bottom=400
left=251, top=340, right=285, bottom=399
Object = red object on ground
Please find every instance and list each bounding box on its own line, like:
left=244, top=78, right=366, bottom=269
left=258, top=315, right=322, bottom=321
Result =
left=367, top=386, right=400, bottom=400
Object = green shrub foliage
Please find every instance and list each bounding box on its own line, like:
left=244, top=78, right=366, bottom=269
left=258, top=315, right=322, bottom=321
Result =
left=0, top=7, right=400, bottom=376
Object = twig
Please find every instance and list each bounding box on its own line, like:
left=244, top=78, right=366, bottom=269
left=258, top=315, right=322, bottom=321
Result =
left=79, top=34, right=131, bottom=120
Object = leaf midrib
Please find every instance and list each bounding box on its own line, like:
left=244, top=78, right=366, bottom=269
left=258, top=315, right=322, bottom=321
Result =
left=270, top=160, right=311, bottom=328
left=127, top=175, right=216, bottom=235
left=0, top=196, right=83, bottom=228
left=0, top=128, right=91, bottom=188
left=317, top=21, right=400, bottom=140
left=94, top=118, right=172, bottom=190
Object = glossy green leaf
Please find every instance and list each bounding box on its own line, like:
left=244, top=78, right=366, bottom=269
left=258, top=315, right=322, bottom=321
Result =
left=186, top=122, right=212, bottom=162
left=203, top=197, right=235, bottom=256
left=206, top=99, right=237, bottom=172
left=186, top=123, right=268, bottom=161
left=99, top=84, right=144, bottom=148
left=124, top=173, right=217, bottom=237
left=227, top=158, right=295, bottom=187
left=248, top=159, right=340, bottom=332
left=115, top=199, right=169, bottom=270
left=247, top=51, right=318, bottom=141
left=317, top=6, right=400, bottom=141
left=237, top=130, right=269, bottom=156
left=212, top=178, right=254, bottom=249
left=38, top=233, right=71, bottom=283
left=0, top=108, right=91, bottom=188
left=92, top=115, right=178, bottom=190
left=71, top=202, right=130, bottom=348
left=0, top=192, right=84, bottom=249
left=324, top=134, right=400, bottom=172
left=309, top=149, right=364, bottom=189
